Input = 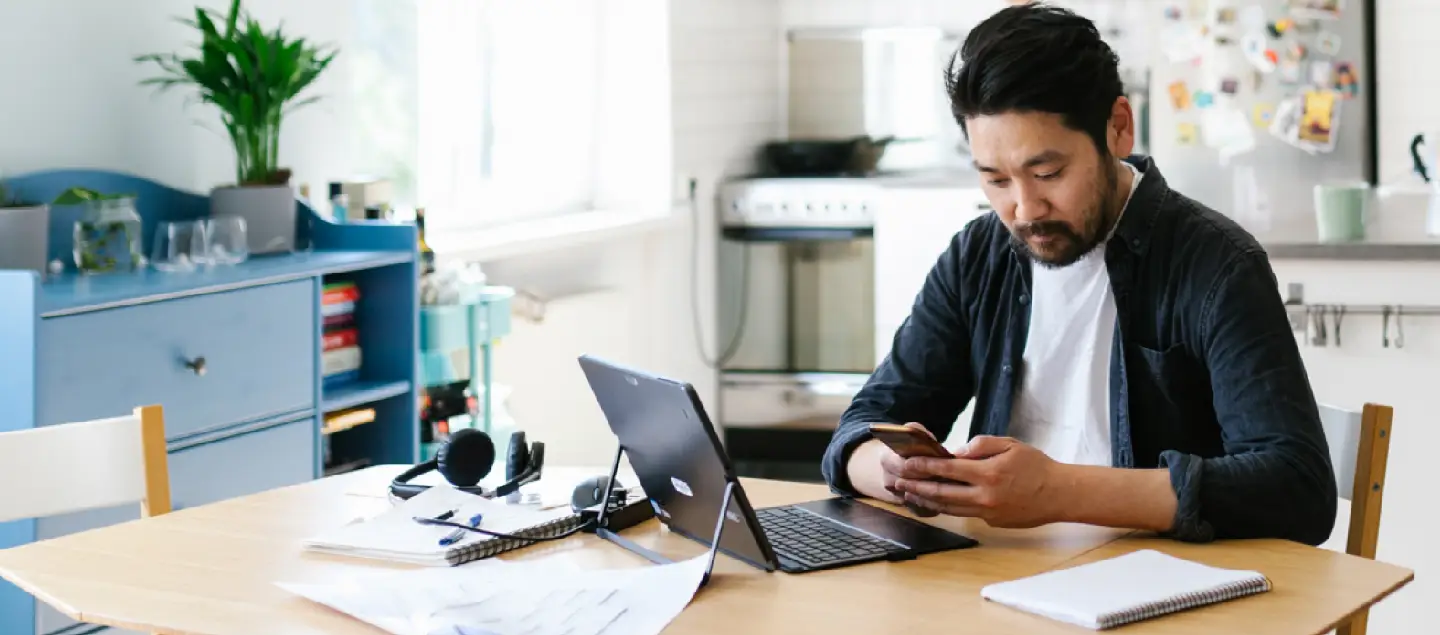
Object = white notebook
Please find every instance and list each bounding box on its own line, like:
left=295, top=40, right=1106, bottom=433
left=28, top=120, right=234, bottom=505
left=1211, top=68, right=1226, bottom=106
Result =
left=302, top=485, right=582, bottom=566
left=980, top=549, right=1272, bottom=630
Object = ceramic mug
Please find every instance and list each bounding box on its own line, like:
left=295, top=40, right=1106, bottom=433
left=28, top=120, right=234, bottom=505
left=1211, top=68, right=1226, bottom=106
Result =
left=1314, top=182, right=1369, bottom=243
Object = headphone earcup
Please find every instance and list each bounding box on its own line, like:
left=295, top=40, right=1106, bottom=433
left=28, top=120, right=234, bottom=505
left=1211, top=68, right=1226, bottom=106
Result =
left=436, top=428, right=495, bottom=487
left=506, top=431, right=530, bottom=482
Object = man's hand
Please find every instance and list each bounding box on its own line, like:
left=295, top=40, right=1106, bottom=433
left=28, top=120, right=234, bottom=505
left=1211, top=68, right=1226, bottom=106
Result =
left=845, top=423, right=945, bottom=516
left=892, top=435, right=1065, bottom=529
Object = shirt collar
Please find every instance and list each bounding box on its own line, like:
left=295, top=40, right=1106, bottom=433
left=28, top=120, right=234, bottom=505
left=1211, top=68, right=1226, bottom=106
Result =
left=1109, top=154, right=1169, bottom=256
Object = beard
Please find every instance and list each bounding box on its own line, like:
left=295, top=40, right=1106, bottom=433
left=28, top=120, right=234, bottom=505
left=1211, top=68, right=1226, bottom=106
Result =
left=1009, top=158, right=1122, bottom=268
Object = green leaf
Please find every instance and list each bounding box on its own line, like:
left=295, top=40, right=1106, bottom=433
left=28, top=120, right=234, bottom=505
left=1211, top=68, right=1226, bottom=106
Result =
left=51, top=187, right=129, bottom=206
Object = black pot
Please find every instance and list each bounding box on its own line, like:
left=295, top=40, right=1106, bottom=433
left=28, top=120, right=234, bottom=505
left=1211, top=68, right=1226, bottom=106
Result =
left=761, top=136, right=902, bottom=176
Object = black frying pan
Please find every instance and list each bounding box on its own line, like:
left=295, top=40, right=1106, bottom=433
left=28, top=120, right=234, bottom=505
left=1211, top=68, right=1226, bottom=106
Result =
left=762, top=136, right=914, bottom=176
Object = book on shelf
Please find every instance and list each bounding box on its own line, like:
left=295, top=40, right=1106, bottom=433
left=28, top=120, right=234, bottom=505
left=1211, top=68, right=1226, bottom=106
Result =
left=322, top=279, right=362, bottom=387
left=323, top=327, right=358, bottom=351
left=323, top=407, right=376, bottom=435
left=323, top=345, right=362, bottom=387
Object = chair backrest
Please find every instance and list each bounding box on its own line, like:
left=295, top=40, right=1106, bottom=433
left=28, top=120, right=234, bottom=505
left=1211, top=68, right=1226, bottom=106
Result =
left=1317, top=402, right=1393, bottom=560
left=0, top=405, right=170, bottom=524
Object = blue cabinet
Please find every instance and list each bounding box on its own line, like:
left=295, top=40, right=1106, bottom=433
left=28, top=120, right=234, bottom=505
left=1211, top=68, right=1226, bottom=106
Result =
left=38, top=279, right=318, bottom=439
left=0, top=169, right=421, bottom=635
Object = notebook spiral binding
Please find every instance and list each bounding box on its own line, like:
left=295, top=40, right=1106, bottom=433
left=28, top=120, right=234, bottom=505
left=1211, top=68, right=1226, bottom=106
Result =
left=1096, top=575, right=1273, bottom=629
left=444, top=513, right=586, bottom=566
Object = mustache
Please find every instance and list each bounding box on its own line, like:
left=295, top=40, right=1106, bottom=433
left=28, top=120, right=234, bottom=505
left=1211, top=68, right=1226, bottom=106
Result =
left=1014, top=220, right=1080, bottom=240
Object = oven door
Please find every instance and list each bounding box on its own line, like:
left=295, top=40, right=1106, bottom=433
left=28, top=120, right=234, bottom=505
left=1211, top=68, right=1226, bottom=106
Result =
left=719, top=372, right=868, bottom=482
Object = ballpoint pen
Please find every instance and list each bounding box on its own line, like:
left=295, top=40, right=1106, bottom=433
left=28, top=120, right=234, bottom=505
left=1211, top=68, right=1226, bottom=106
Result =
left=438, top=513, right=484, bottom=546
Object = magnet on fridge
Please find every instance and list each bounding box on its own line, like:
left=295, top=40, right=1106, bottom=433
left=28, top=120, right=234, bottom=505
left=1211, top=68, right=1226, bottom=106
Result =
left=1333, top=61, right=1359, bottom=99
left=1165, top=5, right=1184, bottom=20
left=1317, top=31, right=1342, bottom=55
left=1169, top=81, right=1192, bottom=110
left=1286, top=0, right=1344, bottom=21
left=1216, top=7, right=1237, bottom=24
left=1267, top=17, right=1295, bottom=37
left=1286, top=42, right=1307, bottom=62
left=1242, top=33, right=1276, bottom=72
left=1194, top=90, right=1215, bottom=109
left=1220, top=78, right=1241, bottom=95
left=1310, top=60, right=1333, bottom=86
left=1252, top=102, right=1277, bottom=128
left=1177, top=122, right=1199, bottom=146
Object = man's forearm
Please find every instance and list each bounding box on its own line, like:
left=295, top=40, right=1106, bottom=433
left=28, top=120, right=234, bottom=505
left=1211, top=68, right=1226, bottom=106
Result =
left=845, top=439, right=903, bottom=504
left=1052, top=464, right=1177, bottom=533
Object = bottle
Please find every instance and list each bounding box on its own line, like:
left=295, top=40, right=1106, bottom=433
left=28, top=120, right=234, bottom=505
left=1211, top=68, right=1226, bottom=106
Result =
left=416, top=207, right=436, bottom=274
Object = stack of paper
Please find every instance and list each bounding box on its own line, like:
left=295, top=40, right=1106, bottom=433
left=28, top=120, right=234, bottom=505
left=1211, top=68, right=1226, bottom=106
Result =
left=278, top=551, right=711, bottom=635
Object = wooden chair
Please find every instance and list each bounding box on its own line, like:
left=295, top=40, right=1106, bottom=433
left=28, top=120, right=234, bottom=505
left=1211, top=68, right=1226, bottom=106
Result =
left=0, top=404, right=171, bottom=524
left=1317, top=402, right=1394, bottom=635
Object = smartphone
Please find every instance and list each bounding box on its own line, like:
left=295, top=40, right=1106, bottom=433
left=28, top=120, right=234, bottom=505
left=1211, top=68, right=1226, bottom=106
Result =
left=869, top=423, right=952, bottom=458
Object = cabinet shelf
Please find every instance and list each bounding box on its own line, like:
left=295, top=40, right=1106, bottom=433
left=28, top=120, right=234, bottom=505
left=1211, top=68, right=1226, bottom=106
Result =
left=322, top=379, right=412, bottom=413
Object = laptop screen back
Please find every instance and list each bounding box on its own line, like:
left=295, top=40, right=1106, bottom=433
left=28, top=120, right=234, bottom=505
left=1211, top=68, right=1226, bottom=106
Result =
left=578, top=355, right=777, bottom=571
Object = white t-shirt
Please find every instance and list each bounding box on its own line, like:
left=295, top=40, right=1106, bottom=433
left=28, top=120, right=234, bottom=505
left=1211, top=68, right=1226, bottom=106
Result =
left=1007, top=162, right=1142, bottom=466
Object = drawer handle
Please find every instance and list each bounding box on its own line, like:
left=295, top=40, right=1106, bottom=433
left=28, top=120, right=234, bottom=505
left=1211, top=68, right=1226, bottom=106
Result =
left=184, top=356, right=207, bottom=376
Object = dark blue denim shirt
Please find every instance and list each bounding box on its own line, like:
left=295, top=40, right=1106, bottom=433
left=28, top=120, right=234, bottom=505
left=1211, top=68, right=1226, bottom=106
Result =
left=822, top=155, right=1337, bottom=546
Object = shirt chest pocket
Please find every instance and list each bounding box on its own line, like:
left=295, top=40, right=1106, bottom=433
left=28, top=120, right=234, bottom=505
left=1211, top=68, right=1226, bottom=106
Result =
left=1125, top=342, right=1217, bottom=451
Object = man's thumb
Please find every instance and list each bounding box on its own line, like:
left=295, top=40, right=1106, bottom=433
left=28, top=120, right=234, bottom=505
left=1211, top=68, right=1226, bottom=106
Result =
left=956, top=435, right=1010, bottom=458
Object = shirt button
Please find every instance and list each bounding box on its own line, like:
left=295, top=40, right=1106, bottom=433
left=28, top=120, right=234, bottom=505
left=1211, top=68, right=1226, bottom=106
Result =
left=1002, top=364, right=1012, bottom=374
left=1018, top=294, right=1028, bottom=305
left=1131, top=238, right=1141, bottom=248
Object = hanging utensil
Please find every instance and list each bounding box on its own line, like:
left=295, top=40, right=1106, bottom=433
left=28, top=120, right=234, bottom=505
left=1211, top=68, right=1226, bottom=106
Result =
left=1395, top=305, right=1406, bottom=349
left=1381, top=305, right=1391, bottom=348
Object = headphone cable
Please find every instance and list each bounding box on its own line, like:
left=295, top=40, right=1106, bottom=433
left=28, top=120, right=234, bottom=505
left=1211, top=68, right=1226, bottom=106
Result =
left=413, top=516, right=598, bottom=542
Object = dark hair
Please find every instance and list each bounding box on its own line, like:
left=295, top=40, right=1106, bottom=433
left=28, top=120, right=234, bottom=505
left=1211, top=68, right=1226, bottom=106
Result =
left=945, top=3, right=1124, bottom=155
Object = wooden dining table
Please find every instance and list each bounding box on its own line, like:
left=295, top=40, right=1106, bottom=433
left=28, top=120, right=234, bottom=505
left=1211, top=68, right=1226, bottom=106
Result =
left=0, top=464, right=1414, bottom=634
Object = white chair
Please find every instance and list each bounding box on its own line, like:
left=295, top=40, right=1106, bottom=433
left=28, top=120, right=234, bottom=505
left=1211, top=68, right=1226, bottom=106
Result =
left=0, top=404, right=171, bottom=524
left=1317, top=402, right=1394, bottom=635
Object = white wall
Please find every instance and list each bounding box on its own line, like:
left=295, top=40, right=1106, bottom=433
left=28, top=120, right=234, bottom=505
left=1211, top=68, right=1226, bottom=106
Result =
left=0, top=0, right=386, bottom=197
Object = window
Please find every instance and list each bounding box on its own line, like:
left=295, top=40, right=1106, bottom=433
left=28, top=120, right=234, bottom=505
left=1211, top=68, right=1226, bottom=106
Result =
left=352, top=1, right=669, bottom=235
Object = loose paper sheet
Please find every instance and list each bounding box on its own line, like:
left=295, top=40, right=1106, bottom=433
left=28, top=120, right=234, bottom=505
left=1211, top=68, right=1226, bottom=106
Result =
left=278, top=553, right=711, bottom=635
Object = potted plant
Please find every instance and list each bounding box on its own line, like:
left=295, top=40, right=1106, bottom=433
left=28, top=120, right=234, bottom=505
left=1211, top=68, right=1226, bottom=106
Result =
left=135, top=0, right=336, bottom=255
left=0, top=177, right=51, bottom=274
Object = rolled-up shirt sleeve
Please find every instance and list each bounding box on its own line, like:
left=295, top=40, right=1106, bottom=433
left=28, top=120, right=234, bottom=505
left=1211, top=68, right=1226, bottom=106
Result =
left=821, top=231, right=977, bottom=496
left=1161, top=250, right=1337, bottom=545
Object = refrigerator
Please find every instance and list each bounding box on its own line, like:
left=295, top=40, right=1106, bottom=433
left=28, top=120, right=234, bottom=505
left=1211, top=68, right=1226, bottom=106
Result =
left=1146, top=0, right=1374, bottom=239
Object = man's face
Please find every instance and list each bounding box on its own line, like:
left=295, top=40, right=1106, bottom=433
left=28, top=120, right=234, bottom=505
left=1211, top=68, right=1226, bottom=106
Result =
left=968, top=110, right=1125, bottom=267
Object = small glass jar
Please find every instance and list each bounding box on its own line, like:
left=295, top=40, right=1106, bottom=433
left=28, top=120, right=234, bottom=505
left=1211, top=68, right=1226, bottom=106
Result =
left=72, top=197, right=143, bottom=274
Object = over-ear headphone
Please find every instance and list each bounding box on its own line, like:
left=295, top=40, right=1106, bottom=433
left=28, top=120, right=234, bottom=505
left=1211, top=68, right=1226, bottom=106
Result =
left=389, top=428, right=545, bottom=500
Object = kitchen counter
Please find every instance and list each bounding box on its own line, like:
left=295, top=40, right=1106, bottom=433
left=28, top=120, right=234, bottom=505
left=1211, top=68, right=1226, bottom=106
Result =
left=1264, top=241, right=1440, bottom=261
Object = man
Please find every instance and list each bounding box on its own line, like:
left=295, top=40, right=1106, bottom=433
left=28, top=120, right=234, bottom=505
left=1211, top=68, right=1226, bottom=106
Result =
left=821, top=3, right=1336, bottom=545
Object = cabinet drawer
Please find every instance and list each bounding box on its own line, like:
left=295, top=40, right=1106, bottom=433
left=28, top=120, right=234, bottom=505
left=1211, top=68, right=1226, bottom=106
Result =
left=38, top=280, right=317, bottom=439
left=35, top=416, right=317, bottom=635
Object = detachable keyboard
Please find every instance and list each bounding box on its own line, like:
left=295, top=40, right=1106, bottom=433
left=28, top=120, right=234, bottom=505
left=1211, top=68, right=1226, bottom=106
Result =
left=755, top=505, right=907, bottom=571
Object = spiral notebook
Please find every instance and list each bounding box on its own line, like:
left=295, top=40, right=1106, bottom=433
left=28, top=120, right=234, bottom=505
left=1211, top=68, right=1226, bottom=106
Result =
left=980, top=549, right=1272, bottom=630
left=303, top=484, right=584, bottom=566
